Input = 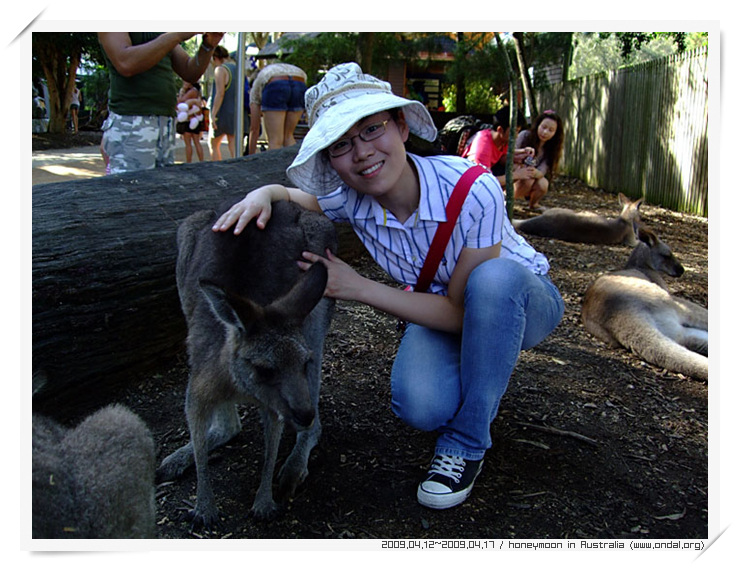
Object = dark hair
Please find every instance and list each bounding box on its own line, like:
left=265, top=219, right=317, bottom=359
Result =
left=493, top=106, right=527, bottom=131
left=518, top=110, right=564, bottom=175
left=213, top=45, right=229, bottom=60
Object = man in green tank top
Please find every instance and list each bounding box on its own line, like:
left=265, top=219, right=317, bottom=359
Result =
left=98, top=33, right=224, bottom=174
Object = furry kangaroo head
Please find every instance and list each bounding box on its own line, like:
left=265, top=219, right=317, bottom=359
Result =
left=512, top=192, right=644, bottom=245
left=199, top=262, right=328, bottom=429
left=627, top=226, right=684, bottom=279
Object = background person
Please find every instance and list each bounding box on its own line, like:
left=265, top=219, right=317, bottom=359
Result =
left=177, top=81, right=207, bottom=162
left=248, top=62, right=307, bottom=154
left=513, top=110, right=564, bottom=209
left=209, top=45, right=238, bottom=161
left=69, top=84, right=81, bottom=133
left=98, top=32, right=224, bottom=174
left=462, top=106, right=536, bottom=189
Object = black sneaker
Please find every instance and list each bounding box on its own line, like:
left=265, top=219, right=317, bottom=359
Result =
left=417, top=454, right=484, bottom=509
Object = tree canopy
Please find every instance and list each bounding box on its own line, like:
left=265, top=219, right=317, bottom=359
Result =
left=32, top=33, right=105, bottom=133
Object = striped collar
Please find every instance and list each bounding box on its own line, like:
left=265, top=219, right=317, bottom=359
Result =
left=344, top=154, right=451, bottom=227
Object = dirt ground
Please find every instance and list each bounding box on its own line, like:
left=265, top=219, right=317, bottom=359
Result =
left=34, top=133, right=709, bottom=540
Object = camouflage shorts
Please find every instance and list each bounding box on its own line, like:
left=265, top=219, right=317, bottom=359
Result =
left=102, top=112, right=176, bottom=174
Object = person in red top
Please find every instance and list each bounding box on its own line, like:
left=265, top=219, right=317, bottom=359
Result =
left=463, top=106, right=536, bottom=189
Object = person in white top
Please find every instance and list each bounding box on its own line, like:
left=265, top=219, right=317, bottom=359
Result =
left=70, top=85, right=81, bottom=134
left=213, top=63, right=564, bottom=510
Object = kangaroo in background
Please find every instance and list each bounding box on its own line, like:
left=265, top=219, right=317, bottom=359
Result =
left=157, top=200, right=336, bottom=528
left=513, top=193, right=643, bottom=246
left=581, top=226, right=708, bottom=381
left=32, top=404, right=156, bottom=539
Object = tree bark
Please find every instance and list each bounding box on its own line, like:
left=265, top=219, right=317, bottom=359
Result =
left=357, top=32, right=375, bottom=73
left=455, top=33, right=467, bottom=113
left=494, top=33, right=518, bottom=218
left=513, top=32, right=537, bottom=119
left=37, top=41, right=81, bottom=134
left=32, top=146, right=301, bottom=419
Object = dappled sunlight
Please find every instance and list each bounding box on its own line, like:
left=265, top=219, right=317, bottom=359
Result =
left=38, top=165, right=103, bottom=179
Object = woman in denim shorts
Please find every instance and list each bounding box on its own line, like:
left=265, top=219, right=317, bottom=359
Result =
left=248, top=63, right=307, bottom=154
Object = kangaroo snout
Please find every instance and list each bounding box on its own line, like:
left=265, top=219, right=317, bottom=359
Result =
left=668, top=262, right=685, bottom=278
left=279, top=375, right=316, bottom=429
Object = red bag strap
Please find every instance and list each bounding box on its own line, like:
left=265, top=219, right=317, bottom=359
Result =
left=414, top=165, right=488, bottom=293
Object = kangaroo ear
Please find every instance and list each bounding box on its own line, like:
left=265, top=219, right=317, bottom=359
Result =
left=637, top=226, right=657, bottom=247
left=271, top=262, right=328, bottom=321
left=200, top=280, right=259, bottom=333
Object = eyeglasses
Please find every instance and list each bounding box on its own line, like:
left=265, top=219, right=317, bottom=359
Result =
left=327, top=119, right=390, bottom=158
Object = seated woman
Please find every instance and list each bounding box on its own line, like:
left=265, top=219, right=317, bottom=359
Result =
left=513, top=110, right=564, bottom=210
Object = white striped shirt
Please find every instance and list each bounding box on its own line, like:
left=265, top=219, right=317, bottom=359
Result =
left=317, top=153, right=550, bottom=295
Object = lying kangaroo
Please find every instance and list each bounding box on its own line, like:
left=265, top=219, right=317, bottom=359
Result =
left=581, top=227, right=708, bottom=381
left=32, top=404, right=156, bottom=539
left=513, top=193, right=643, bottom=245
left=157, top=200, right=336, bottom=528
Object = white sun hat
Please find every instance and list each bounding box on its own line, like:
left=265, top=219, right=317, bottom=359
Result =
left=286, top=62, right=438, bottom=196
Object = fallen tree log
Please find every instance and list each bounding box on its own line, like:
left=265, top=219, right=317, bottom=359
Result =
left=32, top=145, right=302, bottom=420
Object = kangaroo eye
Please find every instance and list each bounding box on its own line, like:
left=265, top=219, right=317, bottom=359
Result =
left=254, top=365, right=276, bottom=383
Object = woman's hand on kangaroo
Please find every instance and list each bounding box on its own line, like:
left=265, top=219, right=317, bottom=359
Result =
left=298, top=249, right=365, bottom=301
left=212, top=185, right=281, bottom=234
left=212, top=184, right=320, bottom=235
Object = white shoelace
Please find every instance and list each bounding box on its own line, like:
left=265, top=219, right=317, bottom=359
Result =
left=428, top=455, right=466, bottom=484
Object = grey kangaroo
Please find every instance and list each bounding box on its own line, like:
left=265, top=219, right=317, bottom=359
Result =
left=32, top=404, right=156, bottom=539
left=157, top=200, right=336, bottom=528
left=581, top=226, right=708, bottom=381
left=513, top=193, right=643, bottom=245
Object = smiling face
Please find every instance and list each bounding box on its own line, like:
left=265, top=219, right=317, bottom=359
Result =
left=328, top=111, right=413, bottom=200
left=537, top=118, right=558, bottom=144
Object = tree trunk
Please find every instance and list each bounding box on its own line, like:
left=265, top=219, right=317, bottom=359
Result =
left=357, top=32, right=375, bottom=73
left=32, top=146, right=301, bottom=420
left=494, top=33, right=518, bottom=218
left=38, top=43, right=81, bottom=134
left=561, top=32, right=574, bottom=82
left=513, top=32, right=537, bottom=119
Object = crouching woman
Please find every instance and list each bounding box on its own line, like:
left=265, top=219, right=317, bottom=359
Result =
left=213, top=63, right=564, bottom=510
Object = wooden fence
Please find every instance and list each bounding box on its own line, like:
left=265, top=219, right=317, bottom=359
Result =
left=535, top=47, right=709, bottom=217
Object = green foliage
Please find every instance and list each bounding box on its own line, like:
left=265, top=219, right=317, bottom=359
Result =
left=518, top=32, right=573, bottom=68
left=281, top=33, right=369, bottom=84
left=442, top=82, right=503, bottom=114
left=445, top=33, right=507, bottom=86
left=569, top=32, right=708, bottom=80
left=602, top=32, right=688, bottom=58
left=32, top=33, right=104, bottom=132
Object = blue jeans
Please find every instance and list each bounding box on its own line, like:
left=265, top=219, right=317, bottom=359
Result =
left=390, top=258, right=564, bottom=461
left=261, top=79, right=307, bottom=112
